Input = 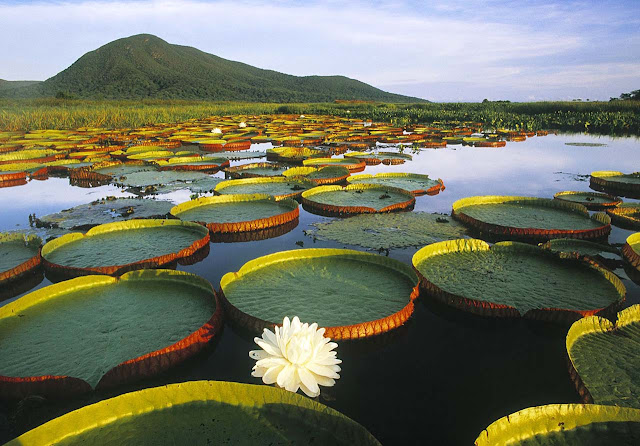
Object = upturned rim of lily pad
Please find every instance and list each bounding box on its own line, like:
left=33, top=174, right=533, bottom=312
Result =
left=171, top=194, right=299, bottom=234
left=0, top=270, right=222, bottom=400
left=412, top=238, right=625, bottom=321
left=566, top=304, right=640, bottom=405
left=41, top=219, right=210, bottom=278
left=474, top=403, right=640, bottom=446
left=622, top=232, right=640, bottom=271
left=302, top=157, right=366, bottom=173
left=219, top=248, right=419, bottom=340
left=282, top=165, right=350, bottom=185
left=6, top=380, right=381, bottom=445
left=607, top=203, right=640, bottom=230
left=452, top=195, right=611, bottom=242
left=590, top=170, right=640, bottom=195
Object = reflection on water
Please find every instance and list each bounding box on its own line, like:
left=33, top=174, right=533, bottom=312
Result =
left=0, top=133, right=639, bottom=445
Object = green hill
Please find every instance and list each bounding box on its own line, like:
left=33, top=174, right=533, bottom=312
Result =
left=0, top=79, right=42, bottom=91
left=2, top=34, right=424, bottom=102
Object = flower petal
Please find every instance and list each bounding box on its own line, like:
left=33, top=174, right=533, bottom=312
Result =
left=299, top=380, right=320, bottom=398
left=298, top=367, right=320, bottom=396
left=262, top=365, right=284, bottom=384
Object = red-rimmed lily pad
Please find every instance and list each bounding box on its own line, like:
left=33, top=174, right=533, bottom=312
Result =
left=41, top=219, right=210, bottom=278
left=553, top=190, right=622, bottom=210
left=622, top=232, right=640, bottom=272
left=283, top=166, right=350, bottom=185
left=215, top=177, right=314, bottom=200
left=156, top=156, right=230, bottom=172
left=347, top=173, right=445, bottom=196
left=0, top=233, right=42, bottom=285
left=220, top=248, right=419, bottom=340
left=475, top=404, right=640, bottom=446
left=567, top=305, right=640, bottom=407
left=608, top=203, right=640, bottom=230
left=452, top=195, right=611, bottom=242
left=412, top=239, right=625, bottom=321
left=302, top=184, right=415, bottom=216
left=171, top=194, right=298, bottom=235
left=541, top=238, right=622, bottom=269
left=0, top=270, right=221, bottom=399
left=346, top=151, right=412, bottom=165
left=590, top=171, right=640, bottom=198
left=7, top=381, right=380, bottom=445
left=303, top=157, right=366, bottom=173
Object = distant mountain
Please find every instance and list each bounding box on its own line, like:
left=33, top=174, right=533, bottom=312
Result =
left=2, top=34, right=424, bottom=102
left=0, top=79, right=41, bottom=91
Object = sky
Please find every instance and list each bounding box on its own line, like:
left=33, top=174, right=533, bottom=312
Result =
left=0, top=0, right=639, bottom=102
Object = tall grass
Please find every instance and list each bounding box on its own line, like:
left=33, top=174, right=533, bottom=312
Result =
left=1, top=99, right=639, bottom=135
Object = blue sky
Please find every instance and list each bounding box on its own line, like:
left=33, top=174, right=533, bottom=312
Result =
left=0, top=0, right=638, bottom=101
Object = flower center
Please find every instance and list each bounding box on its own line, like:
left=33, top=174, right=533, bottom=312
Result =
left=285, top=331, right=314, bottom=365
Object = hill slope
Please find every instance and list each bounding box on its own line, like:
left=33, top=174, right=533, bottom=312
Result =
left=3, top=34, right=424, bottom=102
left=0, top=80, right=42, bottom=91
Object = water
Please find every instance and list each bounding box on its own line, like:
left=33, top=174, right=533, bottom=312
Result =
left=0, top=133, right=639, bottom=445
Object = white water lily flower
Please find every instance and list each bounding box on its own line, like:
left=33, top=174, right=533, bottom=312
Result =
left=211, top=128, right=222, bottom=134
left=239, top=121, right=247, bottom=128
left=249, top=316, right=341, bottom=397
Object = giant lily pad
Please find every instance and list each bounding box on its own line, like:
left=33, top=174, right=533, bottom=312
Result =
left=266, top=147, right=324, bottom=162
left=567, top=305, right=640, bottom=407
left=346, top=151, right=412, bottom=165
left=452, top=196, right=611, bottom=242
left=303, top=157, right=366, bottom=173
left=215, top=177, right=314, bottom=200
left=171, top=194, right=298, bottom=234
left=591, top=171, right=640, bottom=197
left=554, top=191, right=622, bottom=210
left=0, top=233, right=41, bottom=284
left=220, top=248, right=419, bottom=339
left=156, top=156, right=230, bottom=172
left=412, top=239, right=625, bottom=320
left=283, top=166, right=350, bottom=185
left=41, top=219, right=209, bottom=278
left=607, top=203, right=640, bottom=230
left=225, top=162, right=287, bottom=179
left=622, top=232, right=640, bottom=272
left=211, top=151, right=266, bottom=160
left=0, top=270, right=221, bottom=399
left=302, top=184, right=415, bottom=216
left=541, top=238, right=622, bottom=269
left=475, top=404, right=640, bottom=446
left=36, top=197, right=174, bottom=230
left=7, top=381, right=380, bottom=445
left=307, top=212, right=468, bottom=250
left=347, top=173, right=445, bottom=196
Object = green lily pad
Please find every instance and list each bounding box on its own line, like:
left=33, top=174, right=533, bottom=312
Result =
left=8, top=381, right=380, bottom=445
left=541, top=239, right=622, bottom=264
left=283, top=166, right=350, bottom=185
left=211, top=151, right=266, bottom=160
left=225, top=162, right=288, bottom=179
left=302, top=157, right=366, bottom=172
left=307, top=212, right=467, bottom=250
left=475, top=403, right=640, bottom=446
left=0, top=270, right=219, bottom=394
left=93, top=163, right=152, bottom=178
left=42, top=219, right=209, bottom=276
left=623, top=232, right=640, bottom=272
left=452, top=195, right=611, bottom=241
left=554, top=191, right=621, bottom=210
left=220, top=248, right=419, bottom=339
left=346, top=151, right=412, bottom=164
left=215, top=177, right=315, bottom=200
left=607, top=203, right=640, bottom=230
left=36, top=198, right=174, bottom=230
left=591, top=171, right=640, bottom=197
left=347, top=173, right=444, bottom=196
left=115, top=170, right=209, bottom=187
left=0, top=233, right=41, bottom=283
left=567, top=305, right=640, bottom=408
left=412, top=239, right=625, bottom=319
left=302, top=185, right=415, bottom=216
left=171, top=194, right=298, bottom=233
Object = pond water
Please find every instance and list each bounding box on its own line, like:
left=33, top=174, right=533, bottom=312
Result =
left=0, top=132, right=639, bottom=445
